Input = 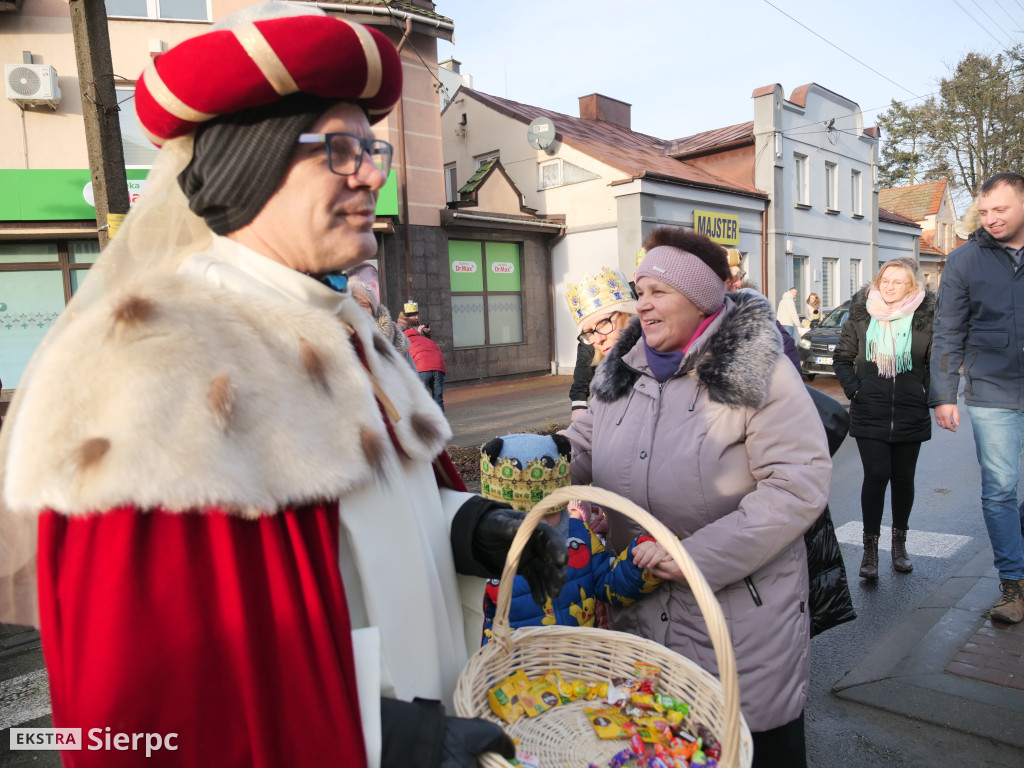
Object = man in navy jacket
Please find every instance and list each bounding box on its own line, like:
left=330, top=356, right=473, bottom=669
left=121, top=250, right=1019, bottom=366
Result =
left=931, top=172, right=1024, bottom=624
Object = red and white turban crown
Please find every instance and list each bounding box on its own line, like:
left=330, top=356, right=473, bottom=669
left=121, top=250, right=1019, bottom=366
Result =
left=135, top=13, right=403, bottom=146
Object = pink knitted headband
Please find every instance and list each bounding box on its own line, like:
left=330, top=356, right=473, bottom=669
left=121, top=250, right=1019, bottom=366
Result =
left=635, top=246, right=726, bottom=314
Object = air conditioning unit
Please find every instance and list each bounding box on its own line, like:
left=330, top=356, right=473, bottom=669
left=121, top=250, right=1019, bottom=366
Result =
left=5, top=63, right=61, bottom=108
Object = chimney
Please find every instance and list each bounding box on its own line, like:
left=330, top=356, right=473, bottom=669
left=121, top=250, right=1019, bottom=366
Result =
left=439, top=58, right=461, bottom=74
left=578, top=94, right=631, bottom=130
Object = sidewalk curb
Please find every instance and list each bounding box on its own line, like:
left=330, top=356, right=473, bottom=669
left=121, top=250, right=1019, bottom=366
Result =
left=832, top=547, right=1024, bottom=749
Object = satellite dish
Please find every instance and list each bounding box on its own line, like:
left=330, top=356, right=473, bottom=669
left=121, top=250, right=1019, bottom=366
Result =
left=527, top=116, right=556, bottom=151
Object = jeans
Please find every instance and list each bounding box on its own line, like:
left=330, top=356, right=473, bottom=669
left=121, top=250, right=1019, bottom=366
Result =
left=967, top=406, right=1024, bottom=580
left=418, top=370, right=445, bottom=412
left=781, top=325, right=797, bottom=339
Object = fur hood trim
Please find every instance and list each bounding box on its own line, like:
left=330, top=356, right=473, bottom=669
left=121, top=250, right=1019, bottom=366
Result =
left=3, top=273, right=450, bottom=518
left=591, top=289, right=782, bottom=409
left=375, top=303, right=409, bottom=354
left=847, top=285, right=936, bottom=331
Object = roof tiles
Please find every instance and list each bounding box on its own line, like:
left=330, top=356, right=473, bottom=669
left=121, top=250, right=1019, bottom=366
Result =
left=878, top=179, right=948, bottom=222
left=455, top=88, right=765, bottom=198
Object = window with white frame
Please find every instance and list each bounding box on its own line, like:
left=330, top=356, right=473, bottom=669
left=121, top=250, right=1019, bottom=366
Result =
left=107, top=0, right=210, bottom=20
left=115, top=86, right=158, bottom=167
left=474, top=151, right=499, bottom=169
left=825, top=162, right=838, bottom=211
left=822, top=258, right=838, bottom=307
left=444, top=163, right=458, bottom=203
left=538, top=158, right=598, bottom=190
left=791, top=256, right=808, bottom=306
left=851, top=170, right=863, bottom=216
left=849, top=259, right=862, bottom=294
left=794, top=154, right=809, bottom=206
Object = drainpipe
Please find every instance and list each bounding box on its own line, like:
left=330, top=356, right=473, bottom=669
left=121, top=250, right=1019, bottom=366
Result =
left=395, top=19, right=415, bottom=303
left=761, top=202, right=769, bottom=297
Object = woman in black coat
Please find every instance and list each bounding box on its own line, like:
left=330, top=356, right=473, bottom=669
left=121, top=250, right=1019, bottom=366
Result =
left=833, top=258, right=936, bottom=580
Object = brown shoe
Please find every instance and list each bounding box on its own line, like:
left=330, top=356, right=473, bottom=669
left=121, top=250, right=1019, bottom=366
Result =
left=860, top=534, right=880, bottom=580
left=991, top=578, right=1024, bottom=624
left=892, top=528, right=913, bottom=573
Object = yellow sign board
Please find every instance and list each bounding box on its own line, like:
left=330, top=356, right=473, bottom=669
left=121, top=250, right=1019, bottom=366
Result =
left=693, top=209, right=739, bottom=246
left=106, top=213, right=126, bottom=239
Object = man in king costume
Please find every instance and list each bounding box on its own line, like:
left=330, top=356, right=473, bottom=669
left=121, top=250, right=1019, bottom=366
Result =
left=0, top=4, right=566, bottom=766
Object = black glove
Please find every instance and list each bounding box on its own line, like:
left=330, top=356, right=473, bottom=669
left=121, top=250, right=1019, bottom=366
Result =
left=380, top=697, right=514, bottom=768
left=451, top=496, right=568, bottom=606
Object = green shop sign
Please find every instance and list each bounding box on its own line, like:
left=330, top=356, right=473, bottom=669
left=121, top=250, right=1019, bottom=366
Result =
left=0, top=169, right=399, bottom=221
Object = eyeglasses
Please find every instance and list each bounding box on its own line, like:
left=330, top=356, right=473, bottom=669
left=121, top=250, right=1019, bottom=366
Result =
left=296, top=132, right=394, bottom=177
left=879, top=278, right=909, bottom=288
left=577, top=312, right=621, bottom=345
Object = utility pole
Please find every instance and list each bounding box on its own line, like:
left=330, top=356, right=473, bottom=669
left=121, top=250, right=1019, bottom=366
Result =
left=68, top=0, right=129, bottom=249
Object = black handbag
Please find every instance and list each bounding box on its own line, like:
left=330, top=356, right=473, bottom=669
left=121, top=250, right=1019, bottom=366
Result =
left=804, top=386, right=857, bottom=637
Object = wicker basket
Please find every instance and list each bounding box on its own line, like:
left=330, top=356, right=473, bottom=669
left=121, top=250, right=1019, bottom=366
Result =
left=454, top=485, right=753, bottom=768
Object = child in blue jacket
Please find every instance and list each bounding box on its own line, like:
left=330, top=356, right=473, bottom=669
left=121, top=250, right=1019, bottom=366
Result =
left=478, top=433, right=661, bottom=644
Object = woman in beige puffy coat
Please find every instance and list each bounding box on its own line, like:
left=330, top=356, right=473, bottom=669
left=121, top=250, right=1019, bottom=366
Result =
left=563, top=227, right=832, bottom=768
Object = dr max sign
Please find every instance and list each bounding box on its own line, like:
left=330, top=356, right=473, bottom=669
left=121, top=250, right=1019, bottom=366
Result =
left=693, top=210, right=739, bottom=246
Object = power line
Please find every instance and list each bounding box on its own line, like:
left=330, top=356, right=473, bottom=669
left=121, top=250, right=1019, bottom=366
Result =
left=994, top=0, right=1024, bottom=28
left=759, top=0, right=922, bottom=99
left=972, top=0, right=1014, bottom=35
left=952, top=0, right=1014, bottom=47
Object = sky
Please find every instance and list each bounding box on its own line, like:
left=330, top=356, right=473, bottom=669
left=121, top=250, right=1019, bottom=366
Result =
left=434, top=0, right=1024, bottom=142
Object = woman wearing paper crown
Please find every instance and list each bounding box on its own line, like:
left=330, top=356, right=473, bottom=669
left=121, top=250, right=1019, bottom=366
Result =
left=562, top=227, right=831, bottom=768
left=0, top=5, right=570, bottom=767
left=565, top=266, right=638, bottom=418
left=478, top=433, right=662, bottom=642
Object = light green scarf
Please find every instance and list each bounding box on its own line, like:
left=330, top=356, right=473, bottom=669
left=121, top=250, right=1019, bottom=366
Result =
left=865, top=288, right=924, bottom=378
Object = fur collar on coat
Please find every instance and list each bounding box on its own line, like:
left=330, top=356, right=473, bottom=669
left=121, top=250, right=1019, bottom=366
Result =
left=3, top=272, right=450, bottom=518
left=590, top=289, right=782, bottom=410
left=846, top=285, right=937, bottom=331
left=374, top=303, right=410, bottom=355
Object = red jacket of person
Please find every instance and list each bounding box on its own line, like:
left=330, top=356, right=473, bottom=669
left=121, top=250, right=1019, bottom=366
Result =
left=404, top=328, right=446, bottom=374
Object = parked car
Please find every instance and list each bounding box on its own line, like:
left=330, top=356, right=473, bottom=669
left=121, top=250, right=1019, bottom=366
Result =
left=797, top=299, right=851, bottom=380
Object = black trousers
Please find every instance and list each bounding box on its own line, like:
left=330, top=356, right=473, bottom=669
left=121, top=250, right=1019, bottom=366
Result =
left=855, top=438, right=922, bottom=535
left=751, top=711, right=806, bottom=768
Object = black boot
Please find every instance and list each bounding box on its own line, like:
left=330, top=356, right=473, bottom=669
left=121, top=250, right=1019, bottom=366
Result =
left=860, top=533, right=879, bottom=580
left=892, top=528, right=913, bottom=573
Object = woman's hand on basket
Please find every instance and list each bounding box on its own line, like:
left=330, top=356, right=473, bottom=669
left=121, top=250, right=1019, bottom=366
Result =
left=633, top=541, right=684, bottom=582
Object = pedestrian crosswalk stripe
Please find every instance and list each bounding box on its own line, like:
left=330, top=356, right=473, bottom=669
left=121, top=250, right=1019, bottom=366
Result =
left=833, top=522, right=971, bottom=558
left=0, top=669, right=50, bottom=731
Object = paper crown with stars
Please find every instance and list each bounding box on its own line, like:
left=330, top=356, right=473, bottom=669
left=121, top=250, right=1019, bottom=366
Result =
left=564, top=267, right=637, bottom=328
left=480, top=433, right=572, bottom=513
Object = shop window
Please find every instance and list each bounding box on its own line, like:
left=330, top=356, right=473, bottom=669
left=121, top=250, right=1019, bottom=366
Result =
left=107, top=0, right=210, bottom=21
left=448, top=240, right=523, bottom=348
left=0, top=239, right=97, bottom=388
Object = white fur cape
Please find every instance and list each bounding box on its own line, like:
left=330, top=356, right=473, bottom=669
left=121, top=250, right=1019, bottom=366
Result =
left=4, top=271, right=451, bottom=516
